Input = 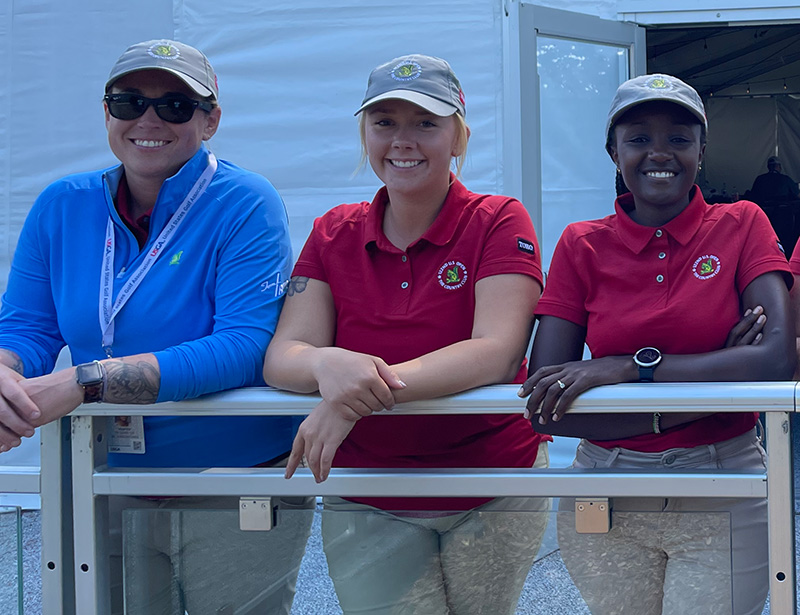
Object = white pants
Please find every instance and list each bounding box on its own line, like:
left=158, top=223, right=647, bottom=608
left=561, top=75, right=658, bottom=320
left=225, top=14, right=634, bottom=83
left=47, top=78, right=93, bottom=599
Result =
left=557, top=429, right=768, bottom=615
left=321, top=442, right=551, bottom=615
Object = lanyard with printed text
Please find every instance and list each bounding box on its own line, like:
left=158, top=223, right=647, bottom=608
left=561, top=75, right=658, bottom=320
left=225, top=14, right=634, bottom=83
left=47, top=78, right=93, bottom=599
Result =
left=99, top=153, right=218, bottom=357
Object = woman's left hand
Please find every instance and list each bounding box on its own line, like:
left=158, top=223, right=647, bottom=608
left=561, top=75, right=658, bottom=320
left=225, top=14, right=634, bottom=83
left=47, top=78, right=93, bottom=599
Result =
left=284, top=399, right=358, bottom=483
left=519, top=355, right=635, bottom=425
left=724, top=305, right=766, bottom=347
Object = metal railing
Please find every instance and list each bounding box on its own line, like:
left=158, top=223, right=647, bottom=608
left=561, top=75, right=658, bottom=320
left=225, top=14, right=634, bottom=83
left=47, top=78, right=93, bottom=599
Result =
left=1, top=382, right=797, bottom=613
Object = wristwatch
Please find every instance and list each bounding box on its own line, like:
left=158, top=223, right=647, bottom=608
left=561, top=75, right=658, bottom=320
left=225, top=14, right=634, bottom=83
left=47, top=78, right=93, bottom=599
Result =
left=75, top=360, right=106, bottom=404
left=633, top=347, right=662, bottom=382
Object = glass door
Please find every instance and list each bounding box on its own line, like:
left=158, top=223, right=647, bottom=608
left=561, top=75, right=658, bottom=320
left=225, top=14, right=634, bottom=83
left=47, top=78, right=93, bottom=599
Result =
left=518, top=5, right=645, bottom=268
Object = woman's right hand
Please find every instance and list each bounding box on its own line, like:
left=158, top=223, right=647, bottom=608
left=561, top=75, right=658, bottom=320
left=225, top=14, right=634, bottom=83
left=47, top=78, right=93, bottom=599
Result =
left=285, top=399, right=359, bottom=482
left=0, top=364, right=40, bottom=452
left=725, top=305, right=766, bottom=347
left=313, top=347, right=406, bottom=418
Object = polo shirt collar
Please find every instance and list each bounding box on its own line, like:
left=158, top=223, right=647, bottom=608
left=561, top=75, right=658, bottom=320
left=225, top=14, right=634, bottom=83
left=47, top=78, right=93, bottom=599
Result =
left=364, top=175, right=469, bottom=251
left=614, top=185, right=706, bottom=254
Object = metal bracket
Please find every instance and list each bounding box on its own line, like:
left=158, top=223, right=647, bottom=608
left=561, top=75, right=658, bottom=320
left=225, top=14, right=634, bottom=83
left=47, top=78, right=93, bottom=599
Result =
left=575, top=497, right=612, bottom=534
left=238, top=497, right=278, bottom=531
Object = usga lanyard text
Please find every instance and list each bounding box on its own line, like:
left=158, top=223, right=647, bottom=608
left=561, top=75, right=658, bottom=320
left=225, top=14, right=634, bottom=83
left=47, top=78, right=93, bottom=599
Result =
left=98, top=153, right=218, bottom=357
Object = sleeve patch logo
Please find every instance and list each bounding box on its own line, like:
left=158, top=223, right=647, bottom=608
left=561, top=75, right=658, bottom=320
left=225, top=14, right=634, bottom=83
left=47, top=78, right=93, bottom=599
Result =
left=437, top=260, right=468, bottom=290
left=692, top=254, right=721, bottom=280
left=517, top=238, right=536, bottom=255
left=260, top=272, right=286, bottom=297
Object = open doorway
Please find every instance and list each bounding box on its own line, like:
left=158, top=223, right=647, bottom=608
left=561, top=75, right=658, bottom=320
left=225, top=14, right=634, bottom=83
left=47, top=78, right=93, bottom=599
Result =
left=646, top=24, right=800, bottom=252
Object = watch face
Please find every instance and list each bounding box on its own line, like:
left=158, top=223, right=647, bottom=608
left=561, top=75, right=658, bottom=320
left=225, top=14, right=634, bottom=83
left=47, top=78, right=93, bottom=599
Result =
left=635, top=347, right=661, bottom=367
left=76, top=361, right=104, bottom=385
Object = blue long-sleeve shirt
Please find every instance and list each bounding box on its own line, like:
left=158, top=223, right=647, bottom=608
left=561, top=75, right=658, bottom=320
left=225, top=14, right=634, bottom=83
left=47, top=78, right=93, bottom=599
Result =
left=0, top=145, right=295, bottom=466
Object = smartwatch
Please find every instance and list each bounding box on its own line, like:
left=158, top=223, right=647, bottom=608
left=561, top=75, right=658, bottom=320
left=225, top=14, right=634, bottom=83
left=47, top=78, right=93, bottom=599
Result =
left=633, top=347, right=662, bottom=382
left=75, top=360, right=106, bottom=404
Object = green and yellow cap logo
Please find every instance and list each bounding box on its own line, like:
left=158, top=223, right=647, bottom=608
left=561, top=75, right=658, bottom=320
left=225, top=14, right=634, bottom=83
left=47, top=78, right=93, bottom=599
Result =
left=391, top=61, right=422, bottom=82
left=646, top=76, right=671, bottom=90
left=147, top=43, right=180, bottom=60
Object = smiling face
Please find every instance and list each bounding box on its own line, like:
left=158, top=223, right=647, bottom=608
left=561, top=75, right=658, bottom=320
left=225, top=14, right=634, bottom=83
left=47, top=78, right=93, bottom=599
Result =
left=105, top=69, right=221, bottom=189
left=610, top=100, right=705, bottom=225
left=364, top=99, right=465, bottom=203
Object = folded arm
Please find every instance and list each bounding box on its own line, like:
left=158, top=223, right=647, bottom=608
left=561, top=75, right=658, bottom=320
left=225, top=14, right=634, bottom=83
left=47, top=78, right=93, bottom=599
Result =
left=265, top=273, right=542, bottom=480
left=521, top=271, right=794, bottom=439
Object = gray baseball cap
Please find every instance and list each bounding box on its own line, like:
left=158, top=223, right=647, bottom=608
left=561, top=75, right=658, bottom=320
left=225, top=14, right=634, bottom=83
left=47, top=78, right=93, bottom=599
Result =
left=606, top=74, right=706, bottom=141
left=105, top=40, right=218, bottom=98
left=355, top=54, right=465, bottom=117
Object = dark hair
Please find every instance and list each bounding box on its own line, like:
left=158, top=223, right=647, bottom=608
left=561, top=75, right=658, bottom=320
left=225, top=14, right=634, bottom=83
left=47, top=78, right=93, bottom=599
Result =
left=615, top=169, right=630, bottom=197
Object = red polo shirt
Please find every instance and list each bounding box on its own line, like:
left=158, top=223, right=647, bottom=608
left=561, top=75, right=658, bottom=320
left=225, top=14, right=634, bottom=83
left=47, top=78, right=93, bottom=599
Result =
left=788, top=240, right=800, bottom=274
left=536, top=187, right=791, bottom=452
left=116, top=174, right=153, bottom=250
left=294, top=178, right=547, bottom=510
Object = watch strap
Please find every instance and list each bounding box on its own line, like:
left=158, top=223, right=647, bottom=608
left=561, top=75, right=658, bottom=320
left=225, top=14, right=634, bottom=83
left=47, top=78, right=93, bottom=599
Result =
left=638, top=365, right=656, bottom=382
left=76, top=361, right=106, bottom=404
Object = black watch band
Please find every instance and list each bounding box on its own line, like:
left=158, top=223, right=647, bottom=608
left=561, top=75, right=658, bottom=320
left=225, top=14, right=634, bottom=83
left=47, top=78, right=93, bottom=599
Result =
left=75, top=360, right=106, bottom=404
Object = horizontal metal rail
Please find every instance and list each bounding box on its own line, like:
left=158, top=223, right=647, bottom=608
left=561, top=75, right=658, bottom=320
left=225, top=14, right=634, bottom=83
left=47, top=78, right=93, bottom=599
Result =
left=0, top=466, right=40, bottom=494
left=92, top=467, right=767, bottom=498
left=72, top=381, right=798, bottom=416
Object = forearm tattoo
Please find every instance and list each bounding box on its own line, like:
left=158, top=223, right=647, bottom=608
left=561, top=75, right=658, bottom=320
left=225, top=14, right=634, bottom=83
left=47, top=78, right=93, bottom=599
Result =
left=103, top=360, right=160, bottom=404
left=287, top=276, right=309, bottom=296
left=0, top=349, right=24, bottom=375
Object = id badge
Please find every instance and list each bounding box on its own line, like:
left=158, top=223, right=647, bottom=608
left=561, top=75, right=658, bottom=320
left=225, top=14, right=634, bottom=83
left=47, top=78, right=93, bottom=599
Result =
left=109, top=415, right=146, bottom=454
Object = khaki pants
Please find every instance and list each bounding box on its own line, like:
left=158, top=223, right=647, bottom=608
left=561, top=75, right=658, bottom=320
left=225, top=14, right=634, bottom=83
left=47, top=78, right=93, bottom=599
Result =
left=557, top=429, right=768, bottom=615
left=321, top=442, right=551, bottom=615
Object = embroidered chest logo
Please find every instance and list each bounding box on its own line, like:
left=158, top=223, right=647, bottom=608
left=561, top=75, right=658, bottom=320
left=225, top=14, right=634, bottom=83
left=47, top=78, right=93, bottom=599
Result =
left=692, top=254, right=721, bottom=280
left=169, top=251, right=183, bottom=266
left=437, top=260, right=468, bottom=290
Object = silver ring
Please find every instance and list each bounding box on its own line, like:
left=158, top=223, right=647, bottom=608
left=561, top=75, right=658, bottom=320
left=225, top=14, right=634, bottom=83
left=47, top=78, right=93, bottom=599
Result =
left=557, top=379, right=566, bottom=390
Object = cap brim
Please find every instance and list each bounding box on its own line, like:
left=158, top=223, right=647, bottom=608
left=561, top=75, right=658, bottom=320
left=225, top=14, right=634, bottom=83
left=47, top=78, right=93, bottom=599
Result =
left=355, top=90, right=458, bottom=116
left=607, top=97, right=707, bottom=138
left=106, top=67, right=213, bottom=98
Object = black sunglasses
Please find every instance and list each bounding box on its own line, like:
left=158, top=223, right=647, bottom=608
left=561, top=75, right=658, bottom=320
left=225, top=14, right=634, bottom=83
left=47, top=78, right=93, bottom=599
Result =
left=104, top=92, right=214, bottom=124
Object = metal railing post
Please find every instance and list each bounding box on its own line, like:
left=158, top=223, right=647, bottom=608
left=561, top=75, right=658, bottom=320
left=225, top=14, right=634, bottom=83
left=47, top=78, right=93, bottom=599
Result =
left=767, top=409, right=798, bottom=614
left=40, top=419, right=74, bottom=615
left=71, top=415, right=109, bottom=615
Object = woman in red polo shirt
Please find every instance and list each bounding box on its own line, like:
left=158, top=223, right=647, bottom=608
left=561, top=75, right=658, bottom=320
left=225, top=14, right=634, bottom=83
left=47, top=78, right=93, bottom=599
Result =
left=263, top=55, right=549, bottom=614
left=519, top=74, right=794, bottom=615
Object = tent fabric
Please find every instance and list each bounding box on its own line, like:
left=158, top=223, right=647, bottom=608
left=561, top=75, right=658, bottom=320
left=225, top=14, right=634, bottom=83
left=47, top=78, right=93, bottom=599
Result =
left=0, top=0, right=514, bottom=296
left=704, top=96, right=800, bottom=200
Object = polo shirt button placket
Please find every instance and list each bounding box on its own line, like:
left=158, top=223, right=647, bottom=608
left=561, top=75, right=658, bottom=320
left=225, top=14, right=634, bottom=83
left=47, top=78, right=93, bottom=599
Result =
left=655, top=229, right=663, bottom=238
left=658, top=252, right=666, bottom=260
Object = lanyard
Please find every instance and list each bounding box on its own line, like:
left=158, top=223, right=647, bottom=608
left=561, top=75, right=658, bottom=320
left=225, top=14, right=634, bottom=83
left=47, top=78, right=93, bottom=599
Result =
left=98, top=153, right=218, bottom=357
